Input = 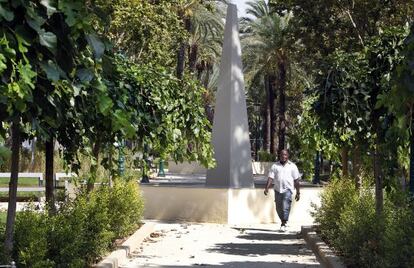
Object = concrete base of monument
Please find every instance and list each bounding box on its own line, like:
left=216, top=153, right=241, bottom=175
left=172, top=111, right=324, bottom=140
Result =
left=140, top=182, right=323, bottom=225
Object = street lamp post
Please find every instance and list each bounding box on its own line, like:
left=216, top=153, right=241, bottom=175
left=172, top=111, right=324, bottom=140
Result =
left=118, top=140, right=125, bottom=177
left=158, top=159, right=166, bottom=177
left=141, top=143, right=150, bottom=183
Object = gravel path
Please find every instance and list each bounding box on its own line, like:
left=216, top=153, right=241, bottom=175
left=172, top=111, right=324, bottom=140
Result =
left=121, top=222, right=321, bottom=268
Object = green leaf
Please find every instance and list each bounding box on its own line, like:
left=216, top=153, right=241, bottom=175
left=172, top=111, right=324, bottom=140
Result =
left=0, top=5, right=14, bottom=21
left=86, top=34, right=105, bottom=59
left=15, top=34, right=29, bottom=54
left=98, top=94, right=113, bottom=115
left=0, top=53, right=7, bottom=72
left=58, top=0, right=82, bottom=26
left=77, top=68, right=94, bottom=83
left=17, top=61, right=36, bottom=89
left=40, top=0, right=57, bottom=17
left=39, top=30, right=57, bottom=53
left=0, top=145, right=11, bottom=165
left=40, top=60, right=60, bottom=82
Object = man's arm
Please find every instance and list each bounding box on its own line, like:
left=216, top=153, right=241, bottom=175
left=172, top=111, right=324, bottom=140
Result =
left=294, top=179, right=300, bottom=201
left=264, top=177, right=272, bottom=195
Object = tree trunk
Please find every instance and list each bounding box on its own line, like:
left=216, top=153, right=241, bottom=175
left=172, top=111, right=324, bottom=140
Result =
left=176, top=14, right=192, bottom=79
left=374, top=143, right=383, bottom=216
left=269, top=75, right=277, bottom=155
left=188, top=43, right=198, bottom=73
left=372, top=109, right=384, bottom=215
left=4, top=122, right=20, bottom=259
left=410, top=112, right=414, bottom=194
left=45, top=140, right=56, bottom=214
left=313, top=151, right=321, bottom=184
left=341, top=146, right=349, bottom=177
left=87, top=141, right=101, bottom=192
left=352, top=143, right=362, bottom=189
left=263, top=75, right=271, bottom=153
left=30, top=138, right=36, bottom=171
left=203, top=63, right=211, bottom=89
left=177, top=43, right=186, bottom=79
left=277, top=60, right=287, bottom=153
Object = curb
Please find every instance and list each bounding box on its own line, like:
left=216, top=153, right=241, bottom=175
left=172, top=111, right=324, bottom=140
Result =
left=94, top=222, right=156, bottom=268
left=301, top=226, right=346, bottom=268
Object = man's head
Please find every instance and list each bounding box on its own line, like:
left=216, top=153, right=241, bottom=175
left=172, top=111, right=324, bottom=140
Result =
left=279, top=149, right=289, bottom=164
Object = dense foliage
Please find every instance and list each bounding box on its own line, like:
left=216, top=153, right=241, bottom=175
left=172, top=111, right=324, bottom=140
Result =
left=313, top=179, right=414, bottom=267
left=0, top=0, right=215, bottom=260
left=11, top=181, right=144, bottom=267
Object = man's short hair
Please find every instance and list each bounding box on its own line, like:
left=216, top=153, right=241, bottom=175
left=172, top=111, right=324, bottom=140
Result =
left=279, top=149, right=289, bottom=155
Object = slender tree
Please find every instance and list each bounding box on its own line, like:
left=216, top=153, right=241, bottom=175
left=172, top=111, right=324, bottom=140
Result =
left=241, top=0, right=293, bottom=154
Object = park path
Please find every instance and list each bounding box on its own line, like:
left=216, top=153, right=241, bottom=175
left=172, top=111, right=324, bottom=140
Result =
left=120, top=222, right=321, bottom=268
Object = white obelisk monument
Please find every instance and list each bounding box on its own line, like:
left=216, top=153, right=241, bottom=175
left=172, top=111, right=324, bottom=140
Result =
left=206, top=3, right=254, bottom=188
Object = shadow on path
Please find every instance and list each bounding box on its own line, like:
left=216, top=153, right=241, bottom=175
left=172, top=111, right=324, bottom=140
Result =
left=236, top=232, right=299, bottom=241
left=207, top=228, right=313, bottom=257
left=207, top=242, right=312, bottom=257
left=134, top=261, right=320, bottom=267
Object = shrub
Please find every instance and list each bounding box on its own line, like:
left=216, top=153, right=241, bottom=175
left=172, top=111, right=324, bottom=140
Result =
left=11, top=180, right=145, bottom=267
left=336, top=189, right=384, bottom=267
left=14, top=210, right=54, bottom=267
left=312, top=178, right=358, bottom=244
left=315, top=178, right=414, bottom=268
left=257, top=151, right=276, bottom=162
left=107, top=180, right=144, bottom=238
left=383, top=196, right=414, bottom=268
left=50, top=189, right=114, bottom=266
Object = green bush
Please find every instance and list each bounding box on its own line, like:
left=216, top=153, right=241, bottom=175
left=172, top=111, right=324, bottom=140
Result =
left=257, top=151, right=276, bottom=162
left=12, top=180, right=144, bottom=267
left=312, top=178, right=358, bottom=244
left=14, top=210, right=54, bottom=267
left=50, top=189, right=114, bottom=266
left=382, top=197, right=414, bottom=268
left=107, top=180, right=144, bottom=238
left=315, top=178, right=414, bottom=268
left=336, top=189, right=384, bottom=267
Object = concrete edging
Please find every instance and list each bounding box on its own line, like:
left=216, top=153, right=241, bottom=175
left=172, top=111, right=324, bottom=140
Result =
left=94, top=222, right=156, bottom=268
left=301, top=226, right=346, bottom=268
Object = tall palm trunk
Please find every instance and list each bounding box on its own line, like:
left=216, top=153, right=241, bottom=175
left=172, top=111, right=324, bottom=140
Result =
left=45, top=140, right=56, bottom=214
left=188, top=43, right=198, bottom=73
left=177, top=14, right=192, bottom=79
left=410, top=111, right=414, bottom=193
left=277, top=59, right=287, bottom=153
left=352, top=143, right=362, bottom=189
left=4, top=121, right=20, bottom=258
left=269, top=75, right=277, bottom=154
left=263, top=75, right=271, bottom=153
left=177, top=43, right=186, bottom=79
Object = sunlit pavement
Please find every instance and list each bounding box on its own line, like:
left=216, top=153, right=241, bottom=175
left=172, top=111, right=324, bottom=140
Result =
left=121, top=222, right=321, bottom=268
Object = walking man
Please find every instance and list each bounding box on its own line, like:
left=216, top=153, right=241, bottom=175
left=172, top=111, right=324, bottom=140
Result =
left=264, top=149, right=301, bottom=232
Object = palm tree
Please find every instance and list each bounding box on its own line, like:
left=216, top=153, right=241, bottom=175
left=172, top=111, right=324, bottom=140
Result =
left=176, top=0, right=227, bottom=79
left=241, top=0, right=292, bottom=154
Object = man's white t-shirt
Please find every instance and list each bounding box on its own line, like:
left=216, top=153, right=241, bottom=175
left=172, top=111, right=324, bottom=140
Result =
left=268, top=160, right=301, bottom=193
